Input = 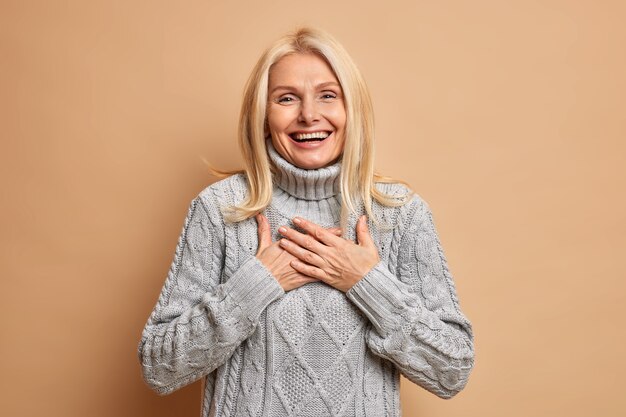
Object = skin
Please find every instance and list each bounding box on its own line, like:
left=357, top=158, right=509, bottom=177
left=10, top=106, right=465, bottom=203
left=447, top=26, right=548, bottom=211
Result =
left=256, top=213, right=380, bottom=293
left=277, top=215, right=380, bottom=293
left=255, top=213, right=344, bottom=292
left=255, top=52, right=380, bottom=293
left=265, top=52, right=346, bottom=170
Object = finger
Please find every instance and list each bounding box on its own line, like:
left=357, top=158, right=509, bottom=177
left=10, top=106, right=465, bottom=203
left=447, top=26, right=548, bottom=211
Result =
left=293, top=217, right=343, bottom=246
left=279, top=238, right=326, bottom=268
left=291, top=259, right=327, bottom=281
left=356, top=215, right=375, bottom=248
left=278, top=225, right=328, bottom=255
left=297, top=276, right=320, bottom=286
left=328, top=227, right=343, bottom=236
left=256, top=214, right=272, bottom=252
left=285, top=275, right=320, bottom=291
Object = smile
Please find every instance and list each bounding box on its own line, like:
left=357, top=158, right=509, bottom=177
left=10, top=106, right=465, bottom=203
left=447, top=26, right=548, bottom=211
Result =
left=289, top=131, right=331, bottom=142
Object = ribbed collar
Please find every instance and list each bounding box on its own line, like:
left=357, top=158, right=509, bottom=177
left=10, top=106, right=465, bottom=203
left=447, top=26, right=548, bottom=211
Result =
left=267, top=139, right=342, bottom=201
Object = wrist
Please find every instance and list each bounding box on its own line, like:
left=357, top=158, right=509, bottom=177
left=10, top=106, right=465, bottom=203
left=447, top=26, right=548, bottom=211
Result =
left=358, top=256, right=380, bottom=279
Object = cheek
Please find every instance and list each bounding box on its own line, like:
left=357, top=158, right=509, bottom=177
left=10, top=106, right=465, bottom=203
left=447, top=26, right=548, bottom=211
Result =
left=268, top=108, right=298, bottom=133
left=266, top=106, right=282, bottom=127
left=328, top=105, right=347, bottom=129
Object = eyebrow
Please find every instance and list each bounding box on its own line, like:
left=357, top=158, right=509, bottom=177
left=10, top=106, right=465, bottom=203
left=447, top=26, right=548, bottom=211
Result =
left=270, top=81, right=341, bottom=95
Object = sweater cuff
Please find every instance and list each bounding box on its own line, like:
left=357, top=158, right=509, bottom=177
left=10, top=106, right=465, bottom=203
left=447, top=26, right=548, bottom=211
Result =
left=223, top=256, right=285, bottom=322
left=346, top=261, right=422, bottom=336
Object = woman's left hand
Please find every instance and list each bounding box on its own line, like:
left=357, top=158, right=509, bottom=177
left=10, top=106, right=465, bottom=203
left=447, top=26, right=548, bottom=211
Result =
left=278, top=215, right=380, bottom=293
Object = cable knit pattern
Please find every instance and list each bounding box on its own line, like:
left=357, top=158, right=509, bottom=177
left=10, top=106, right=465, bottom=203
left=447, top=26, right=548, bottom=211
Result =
left=138, top=141, right=475, bottom=416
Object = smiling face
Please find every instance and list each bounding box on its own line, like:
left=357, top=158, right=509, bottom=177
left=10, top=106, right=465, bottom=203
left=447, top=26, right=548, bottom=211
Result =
left=266, top=52, right=347, bottom=170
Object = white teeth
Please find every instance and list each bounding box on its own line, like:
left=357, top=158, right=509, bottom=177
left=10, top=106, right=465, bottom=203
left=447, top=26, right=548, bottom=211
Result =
left=293, top=131, right=331, bottom=140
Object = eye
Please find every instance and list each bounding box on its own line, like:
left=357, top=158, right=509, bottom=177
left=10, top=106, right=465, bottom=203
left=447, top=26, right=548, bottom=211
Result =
left=320, top=91, right=339, bottom=101
left=276, top=95, right=298, bottom=104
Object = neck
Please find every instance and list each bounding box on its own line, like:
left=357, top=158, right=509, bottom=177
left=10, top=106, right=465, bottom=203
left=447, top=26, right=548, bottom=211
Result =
left=267, top=139, right=342, bottom=201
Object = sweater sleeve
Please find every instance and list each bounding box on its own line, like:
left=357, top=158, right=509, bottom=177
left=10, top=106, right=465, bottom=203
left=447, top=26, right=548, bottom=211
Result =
left=137, top=194, right=285, bottom=395
left=345, top=198, right=475, bottom=399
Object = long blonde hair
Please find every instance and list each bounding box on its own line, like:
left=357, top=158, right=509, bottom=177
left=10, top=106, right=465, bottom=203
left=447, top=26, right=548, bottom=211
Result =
left=210, top=26, right=412, bottom=226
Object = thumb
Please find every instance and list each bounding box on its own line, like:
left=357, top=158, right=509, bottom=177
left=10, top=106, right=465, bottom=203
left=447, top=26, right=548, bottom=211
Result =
left=356, top=215, right=374, bottom=247
left=256, top=214, right=272, bottom=253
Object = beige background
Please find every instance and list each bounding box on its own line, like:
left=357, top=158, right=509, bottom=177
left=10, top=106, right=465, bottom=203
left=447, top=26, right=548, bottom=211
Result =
left=1, top=1, right=625, bottom=416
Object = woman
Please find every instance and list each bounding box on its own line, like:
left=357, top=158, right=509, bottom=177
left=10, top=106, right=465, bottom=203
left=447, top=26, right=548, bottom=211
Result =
left=138, top=27, right=475, bottom=416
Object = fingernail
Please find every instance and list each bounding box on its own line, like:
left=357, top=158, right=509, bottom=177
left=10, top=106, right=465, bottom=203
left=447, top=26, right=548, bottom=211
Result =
left=278, top=226, right=287, bottom=234
left=293, top=217, right=301, bottom=224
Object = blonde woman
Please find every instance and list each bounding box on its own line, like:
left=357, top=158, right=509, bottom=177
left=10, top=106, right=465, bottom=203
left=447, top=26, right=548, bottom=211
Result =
left=138, top=26, right=475, bottom=416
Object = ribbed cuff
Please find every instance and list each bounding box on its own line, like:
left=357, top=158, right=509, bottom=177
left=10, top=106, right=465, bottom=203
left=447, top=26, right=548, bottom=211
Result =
left=346, top=261, right=422, bottom=335
left=223, top=256, right=285, bottom=322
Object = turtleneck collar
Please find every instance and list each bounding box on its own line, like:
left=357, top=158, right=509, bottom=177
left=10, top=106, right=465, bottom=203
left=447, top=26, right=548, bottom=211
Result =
left=266, top=139, right=342, bottom=201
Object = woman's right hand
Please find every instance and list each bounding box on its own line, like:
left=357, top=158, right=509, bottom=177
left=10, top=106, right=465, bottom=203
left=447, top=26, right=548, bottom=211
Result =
left=255, top=214, right=341, bottom=292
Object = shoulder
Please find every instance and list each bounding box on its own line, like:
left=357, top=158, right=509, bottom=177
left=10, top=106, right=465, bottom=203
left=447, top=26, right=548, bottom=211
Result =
left=371, top=181, right=435, bottom=239
left=197, top=173, right=249, bottom=206
left=187, top=173, right=249, bottom=223
left=373, top=181, right=429, bottom=215
left=374, top=181, right=412, bottom=199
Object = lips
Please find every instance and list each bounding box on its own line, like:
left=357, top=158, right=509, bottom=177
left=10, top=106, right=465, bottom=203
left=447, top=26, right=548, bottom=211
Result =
left=289, top=131, right=332, bottom=142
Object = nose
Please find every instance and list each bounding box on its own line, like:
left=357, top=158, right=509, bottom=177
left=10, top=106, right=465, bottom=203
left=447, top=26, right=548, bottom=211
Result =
left=297, top=96, right=320, bottom=124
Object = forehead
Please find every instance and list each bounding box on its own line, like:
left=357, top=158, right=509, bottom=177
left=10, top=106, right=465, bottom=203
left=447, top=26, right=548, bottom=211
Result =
left=268, top=53, right=340, bottom=87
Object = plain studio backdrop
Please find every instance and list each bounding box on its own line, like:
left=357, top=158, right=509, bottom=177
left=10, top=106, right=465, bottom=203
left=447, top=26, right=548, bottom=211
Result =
left=1, top=1, right=624, bottom=416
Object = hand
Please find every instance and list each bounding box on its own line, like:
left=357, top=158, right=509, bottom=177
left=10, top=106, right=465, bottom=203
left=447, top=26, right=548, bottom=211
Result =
left=255, top=214, right=342, bottom=292
left=277, top=215, right=380, bottom=293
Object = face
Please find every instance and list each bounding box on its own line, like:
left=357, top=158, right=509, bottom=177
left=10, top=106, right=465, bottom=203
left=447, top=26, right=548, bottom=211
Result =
left=266, top=52, right=347, bottom=170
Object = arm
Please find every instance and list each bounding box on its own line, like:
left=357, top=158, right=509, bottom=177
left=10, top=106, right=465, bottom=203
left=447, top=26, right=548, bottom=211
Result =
left=137, top=194, right=284, bottom=395
left=345, top=198, right=475, bottom=399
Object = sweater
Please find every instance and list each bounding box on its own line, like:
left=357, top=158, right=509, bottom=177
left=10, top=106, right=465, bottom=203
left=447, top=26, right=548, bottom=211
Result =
left=138, top=141, right=475, bottom=417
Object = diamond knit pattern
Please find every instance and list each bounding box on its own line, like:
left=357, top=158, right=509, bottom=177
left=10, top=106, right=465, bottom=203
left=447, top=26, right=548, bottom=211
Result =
left=138, top=140, right=475, bottom=416
left=269, top=282, right=365, bottom=416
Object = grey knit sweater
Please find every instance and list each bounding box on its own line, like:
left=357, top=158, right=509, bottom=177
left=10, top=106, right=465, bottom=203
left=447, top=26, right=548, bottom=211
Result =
left=138, top=141, right=475, bottom=416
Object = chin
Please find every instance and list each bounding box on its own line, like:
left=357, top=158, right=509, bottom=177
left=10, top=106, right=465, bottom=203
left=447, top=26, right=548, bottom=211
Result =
left=288, top=145, right=343, bottom=170
left=271, top=134, right=343, bottom=169
left=291, top=154, right=338, bottom=170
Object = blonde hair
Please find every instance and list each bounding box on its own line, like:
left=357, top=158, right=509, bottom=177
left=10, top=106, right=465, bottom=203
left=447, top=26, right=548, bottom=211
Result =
left=209, top=26, right=412, bottom=227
